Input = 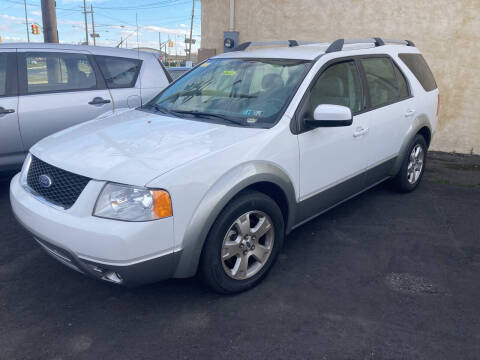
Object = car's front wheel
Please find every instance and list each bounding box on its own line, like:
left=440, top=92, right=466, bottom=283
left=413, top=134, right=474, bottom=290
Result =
left=200, top=190, right=284, bottom=294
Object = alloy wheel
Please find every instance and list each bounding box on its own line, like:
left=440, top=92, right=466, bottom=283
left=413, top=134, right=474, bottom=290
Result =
left=221, top=211, right=275, bottom=280
left=407, top=144, right=425, bottom=184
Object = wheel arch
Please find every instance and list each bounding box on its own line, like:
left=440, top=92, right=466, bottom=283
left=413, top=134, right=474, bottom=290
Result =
left=172, top=161, right=297, bottom=278
left=390, top=115, right=432, bottom=176
left=417, top=126, right=432, bottom=147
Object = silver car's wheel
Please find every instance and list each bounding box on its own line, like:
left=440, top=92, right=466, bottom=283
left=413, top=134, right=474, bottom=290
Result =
left=221, top=211, right=275, bottom=280
left=407, top=144, right=425, bottom=184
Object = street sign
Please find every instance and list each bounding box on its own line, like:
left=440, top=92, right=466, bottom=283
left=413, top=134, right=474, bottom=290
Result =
left=185, top=38, right=196, bottom=44
left=90, top=33, right=100, bottom=38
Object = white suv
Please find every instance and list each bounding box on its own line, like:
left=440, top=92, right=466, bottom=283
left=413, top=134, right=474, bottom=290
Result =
left=10, top=38, right=439, bottom=293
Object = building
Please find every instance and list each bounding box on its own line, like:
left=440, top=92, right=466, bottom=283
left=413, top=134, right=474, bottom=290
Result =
left=200, top=0, right=480, bottom=154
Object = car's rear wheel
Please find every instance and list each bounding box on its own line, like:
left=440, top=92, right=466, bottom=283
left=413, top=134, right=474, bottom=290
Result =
left=200, top=190, right=284, bottom=294
left=392, top=134, right=428, bottom=192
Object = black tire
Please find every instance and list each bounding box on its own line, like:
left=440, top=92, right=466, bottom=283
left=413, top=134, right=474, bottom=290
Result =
left=392, top=134, right=428, bottom=193
left=200, top=190, right=284, bottom=294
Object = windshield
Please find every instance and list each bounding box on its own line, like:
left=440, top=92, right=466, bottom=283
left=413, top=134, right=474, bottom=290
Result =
left=147, top=58, right=311, bottom=127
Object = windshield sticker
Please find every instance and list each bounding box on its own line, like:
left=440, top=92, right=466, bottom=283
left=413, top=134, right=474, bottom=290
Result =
left=222, top=70, right=236, bottom=76
left=200, top=62, right=210, bottom=67
left=246, top=118, right=258, bottom=124
left=244, top=109, right=264, bottom=117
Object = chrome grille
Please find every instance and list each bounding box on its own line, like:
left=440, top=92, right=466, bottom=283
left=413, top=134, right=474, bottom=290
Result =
left=26, top=156, right=90, bottom=209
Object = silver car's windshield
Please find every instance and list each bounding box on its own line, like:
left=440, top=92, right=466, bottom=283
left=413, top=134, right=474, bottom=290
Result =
left=148, top=58, right=312, bottom=127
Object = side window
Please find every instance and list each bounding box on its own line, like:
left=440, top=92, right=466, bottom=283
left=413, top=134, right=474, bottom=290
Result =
left=393, top=62, right=409, bottom=99
left=25, top=52, right=97, bottom=94
left=310, top=61, right=362, bottom=114
left=398, top=53, right=437, bottom=92
left=95, top=56, right=141, bottom=89
left=361, top=57, right=402, bottom=108
left=0, top=54, right=7, bottom=96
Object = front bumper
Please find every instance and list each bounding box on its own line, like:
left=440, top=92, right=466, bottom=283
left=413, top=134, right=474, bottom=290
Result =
left=10, top=174, right=180, bottom=286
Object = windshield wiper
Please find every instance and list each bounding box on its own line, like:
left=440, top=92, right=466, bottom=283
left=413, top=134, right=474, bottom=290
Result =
left=146, top=106, right=244, bottom=126
left=148, top=104, right=186, bottom=118
left=169, top=110, right=245, bottom=126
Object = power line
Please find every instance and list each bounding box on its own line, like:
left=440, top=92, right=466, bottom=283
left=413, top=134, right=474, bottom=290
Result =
left=94, top=0, right=188, bottom=10
left=3, top=0, right=83, bottom=12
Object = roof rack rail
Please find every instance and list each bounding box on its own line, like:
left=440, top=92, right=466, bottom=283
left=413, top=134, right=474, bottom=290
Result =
left=232, top=40, right=316, bottom=52
left=232, top=38, right=416, bottom=53
left=325, top=37, right=415, bottom=53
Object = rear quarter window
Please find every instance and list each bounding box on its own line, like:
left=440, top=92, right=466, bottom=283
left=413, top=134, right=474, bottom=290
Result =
left=95, top=55, right=142, bottom=89
left=399, top=53, right=437, bottom=92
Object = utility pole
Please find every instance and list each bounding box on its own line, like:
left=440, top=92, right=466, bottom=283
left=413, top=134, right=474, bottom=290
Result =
left=158, top=32, right=161, bottom=53
left=23, top=0, right=30, bottom=42
left=41, top=0, right=58, bottom=43
left=188, top=0, right=194, bottom=60
left=168, top=35, right=171, bottom=65
left=175, top=34, right=178, bottom=65
left=90, top=4, right=96, bottom=46
left=83, top=0, right=89, bottom=45
left=136, top=13, right=139, bottom=49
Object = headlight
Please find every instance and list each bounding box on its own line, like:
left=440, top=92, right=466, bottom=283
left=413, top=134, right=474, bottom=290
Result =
left=20, top=153, right=32, bottom=188
left=93, top=183, right=172, bottom=221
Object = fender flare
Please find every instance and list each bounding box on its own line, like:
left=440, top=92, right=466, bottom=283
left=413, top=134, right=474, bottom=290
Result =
left=173, top=161, right=297, bottom=278
left=390, top=115, right=432, bottom=176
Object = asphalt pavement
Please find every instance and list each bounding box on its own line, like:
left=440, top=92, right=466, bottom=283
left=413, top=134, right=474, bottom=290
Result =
left=0, top=151, right=479, bottom=359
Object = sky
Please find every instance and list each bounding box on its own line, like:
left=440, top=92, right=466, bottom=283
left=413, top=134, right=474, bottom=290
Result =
left=0, top=0, right=201, bottom=55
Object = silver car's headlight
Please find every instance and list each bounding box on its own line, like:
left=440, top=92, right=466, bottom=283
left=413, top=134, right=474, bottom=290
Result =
left=93, top=183, right=172, bottom=221
left=20, top=153, right=32, bottom=188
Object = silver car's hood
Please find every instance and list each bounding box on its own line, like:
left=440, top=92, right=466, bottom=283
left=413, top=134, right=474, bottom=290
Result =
left=31, top=109, right=261, bottom=186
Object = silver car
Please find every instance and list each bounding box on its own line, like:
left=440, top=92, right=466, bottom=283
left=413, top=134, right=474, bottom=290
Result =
left=0, top=43, right=172, bottom=172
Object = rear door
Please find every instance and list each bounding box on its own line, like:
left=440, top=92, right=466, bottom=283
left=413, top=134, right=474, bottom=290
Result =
left=17, top=49, right=114, bottom=150
left=94, top=55, right=142, bottom=109
left=359, top=56, right=415, bottom=183
left=0, top=49, right=24, bottom=169
left=297, top=59, right=370, bottom=219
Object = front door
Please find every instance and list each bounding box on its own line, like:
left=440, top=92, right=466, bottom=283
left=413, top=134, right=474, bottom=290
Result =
left=17, top=49, right=114, bottom=150
left=0, top=49, right=24, bottom=169
left=297, top=59, right=370, bottom=220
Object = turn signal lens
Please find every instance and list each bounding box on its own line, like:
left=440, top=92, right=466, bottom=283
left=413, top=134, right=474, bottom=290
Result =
left=152, top=190, right=173, bottom=218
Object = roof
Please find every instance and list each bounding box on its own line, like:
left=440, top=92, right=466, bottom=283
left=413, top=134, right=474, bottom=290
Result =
left=0, top=42, right=151, bottom=57
left=213, top=38, right=419, bottom=60
left=214, top=44, right=328, bottom=60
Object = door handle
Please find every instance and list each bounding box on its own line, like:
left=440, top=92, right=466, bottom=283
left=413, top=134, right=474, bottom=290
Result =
left=88, top=97, right=111, bottom=105
left=0, top=107, right=15, bottom=114
left=405, top=109, right=416, bottom=117
left=353, top=126, right=369, bottom=137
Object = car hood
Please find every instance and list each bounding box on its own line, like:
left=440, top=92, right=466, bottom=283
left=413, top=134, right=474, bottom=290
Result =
left=31, top=109, right=263, bottom=186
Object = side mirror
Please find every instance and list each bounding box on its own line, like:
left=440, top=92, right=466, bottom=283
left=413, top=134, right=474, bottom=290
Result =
left=305, top=104, right=353, bottom=128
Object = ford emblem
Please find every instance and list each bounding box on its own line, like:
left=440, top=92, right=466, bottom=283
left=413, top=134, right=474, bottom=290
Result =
left=38, top=174, right=53, bottom=188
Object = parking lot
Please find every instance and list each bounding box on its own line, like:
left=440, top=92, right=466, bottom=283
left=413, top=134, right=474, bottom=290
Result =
left=0, top=151, right=479, bottom=359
